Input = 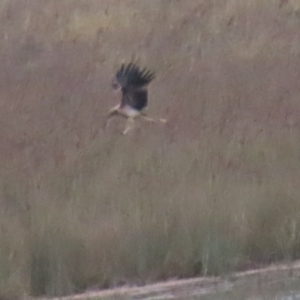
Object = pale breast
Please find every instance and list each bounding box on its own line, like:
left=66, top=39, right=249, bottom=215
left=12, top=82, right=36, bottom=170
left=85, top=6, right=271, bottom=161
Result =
left=119, top=105, right=141, bottom=118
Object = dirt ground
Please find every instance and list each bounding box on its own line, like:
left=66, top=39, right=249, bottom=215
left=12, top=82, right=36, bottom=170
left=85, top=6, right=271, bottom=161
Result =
left=46, top=260, right=300, bottom=299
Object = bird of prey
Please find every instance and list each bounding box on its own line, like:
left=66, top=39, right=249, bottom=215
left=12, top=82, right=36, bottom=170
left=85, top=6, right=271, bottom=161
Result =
left=105, top=63, right=166, bottom=135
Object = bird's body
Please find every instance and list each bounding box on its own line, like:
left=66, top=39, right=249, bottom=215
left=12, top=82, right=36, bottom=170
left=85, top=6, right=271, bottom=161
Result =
left=118, top=103, right=142, bottom=118
left=105, top=63, right=166, bottom=134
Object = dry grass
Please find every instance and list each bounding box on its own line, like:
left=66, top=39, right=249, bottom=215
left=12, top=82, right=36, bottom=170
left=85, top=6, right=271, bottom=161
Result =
left=0, top=0, right=300, bottom=297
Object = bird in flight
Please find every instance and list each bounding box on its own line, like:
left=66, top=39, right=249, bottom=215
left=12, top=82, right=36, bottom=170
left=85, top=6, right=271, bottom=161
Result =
left=105, top=63, right=166, bottom=135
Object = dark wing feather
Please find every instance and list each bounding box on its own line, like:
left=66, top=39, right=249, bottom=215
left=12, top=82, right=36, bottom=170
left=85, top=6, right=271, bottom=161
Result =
left=115, top=63, right=155, bottom=88
left=121, top=87, right=148, bottom=111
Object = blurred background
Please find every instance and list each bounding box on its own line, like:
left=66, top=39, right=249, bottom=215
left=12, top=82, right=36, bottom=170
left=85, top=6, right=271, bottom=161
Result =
left=1, top=0, right=300, bottom=297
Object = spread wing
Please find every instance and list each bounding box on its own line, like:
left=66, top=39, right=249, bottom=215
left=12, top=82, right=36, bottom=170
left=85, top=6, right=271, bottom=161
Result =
left=115, top=63, right=155, bottom=88
left=114, top=63, right=154, bottom=111
left=121, top=87, right=148, bottom=111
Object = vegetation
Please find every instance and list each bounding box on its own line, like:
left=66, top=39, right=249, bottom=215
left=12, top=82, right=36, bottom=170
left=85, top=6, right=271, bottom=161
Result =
left=1, top=0, right=300, bottom=297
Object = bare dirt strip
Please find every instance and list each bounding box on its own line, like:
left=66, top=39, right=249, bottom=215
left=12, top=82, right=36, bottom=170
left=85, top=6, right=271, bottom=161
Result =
left=44, top=260, right=300, bottom=300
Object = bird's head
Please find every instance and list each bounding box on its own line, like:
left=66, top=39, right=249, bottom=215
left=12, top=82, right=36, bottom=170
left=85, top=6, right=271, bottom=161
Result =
left=111, top=78, right=121, bottom=90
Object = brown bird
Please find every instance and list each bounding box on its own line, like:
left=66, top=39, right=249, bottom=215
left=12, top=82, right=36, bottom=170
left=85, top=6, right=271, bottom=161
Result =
left=105, top=63, right=166, bottom=135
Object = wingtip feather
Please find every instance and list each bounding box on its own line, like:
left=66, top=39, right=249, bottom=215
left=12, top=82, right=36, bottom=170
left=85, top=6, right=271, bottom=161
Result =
left=115, top=63, right=155, bottom=88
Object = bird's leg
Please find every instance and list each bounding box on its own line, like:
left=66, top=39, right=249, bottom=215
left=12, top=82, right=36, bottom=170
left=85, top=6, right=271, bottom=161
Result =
left=122, top=118, right=135, bottom=135
left=104, top=106, right=119, bottom=131
left=141, top=113, right=167, bottom=124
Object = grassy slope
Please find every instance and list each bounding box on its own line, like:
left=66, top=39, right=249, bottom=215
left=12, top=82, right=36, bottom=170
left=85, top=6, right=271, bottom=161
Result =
left=1, top=0, right=300, bottom=297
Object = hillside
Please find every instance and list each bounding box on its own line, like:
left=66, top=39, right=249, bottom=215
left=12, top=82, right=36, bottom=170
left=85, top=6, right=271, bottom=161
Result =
left=1, top=0, right=300, bottom=297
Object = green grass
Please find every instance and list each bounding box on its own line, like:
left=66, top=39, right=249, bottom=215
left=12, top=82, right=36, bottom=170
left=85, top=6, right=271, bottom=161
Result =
left=1, top=136, right=300, bottom=297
